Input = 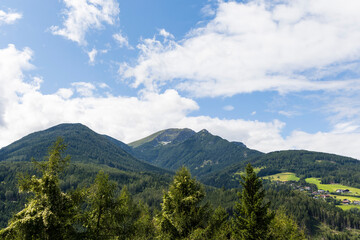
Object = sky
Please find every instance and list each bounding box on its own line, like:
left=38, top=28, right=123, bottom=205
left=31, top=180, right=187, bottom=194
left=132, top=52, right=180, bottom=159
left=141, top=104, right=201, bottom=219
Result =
left=1, top=0, right=360, bottom=159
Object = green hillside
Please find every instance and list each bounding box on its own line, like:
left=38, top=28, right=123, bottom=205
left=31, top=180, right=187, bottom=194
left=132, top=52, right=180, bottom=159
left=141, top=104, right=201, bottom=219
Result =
left=0, top=124, right=174, bottom=228
left=130, top=129, right=263, bottom=177
left=201, top=150, right=360, bottom=188
left=0, top=123, right=168, bottom=174
left=0, top=160, right=172, bottom=228
left=2, top=125, right=360, bottom=238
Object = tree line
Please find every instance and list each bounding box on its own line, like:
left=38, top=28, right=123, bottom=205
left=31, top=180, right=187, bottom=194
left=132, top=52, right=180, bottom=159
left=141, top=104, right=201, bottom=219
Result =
left=0, top=139, right=305, bottom=240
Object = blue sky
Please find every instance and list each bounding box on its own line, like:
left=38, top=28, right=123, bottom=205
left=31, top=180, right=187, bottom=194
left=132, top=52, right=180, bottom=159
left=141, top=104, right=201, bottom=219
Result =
left=1, top=0, right=360, bottom=159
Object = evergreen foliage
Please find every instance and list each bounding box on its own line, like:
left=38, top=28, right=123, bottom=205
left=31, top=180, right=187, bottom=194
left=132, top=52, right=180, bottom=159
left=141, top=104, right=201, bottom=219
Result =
left=0, top=123, right=168, bottom=174
left=203, top=150, right=360, bottom=189
left=233, top=163, right=274, bottom=240
left=155, top=167, right=211, bottom=239
left=1, top=125, right=360, bottom=239
left=83, top=171, right=154, bottom=239
left=0, top=138, right=79, bottom=240
left=268, top=209, right=306, bottom=240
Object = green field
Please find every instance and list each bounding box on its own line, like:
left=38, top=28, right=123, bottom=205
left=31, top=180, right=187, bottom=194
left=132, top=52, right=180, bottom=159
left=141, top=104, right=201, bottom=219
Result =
left=305, top=178, right=360, bottom=210
left=235, top=167, right=264, bottom=176
left=337, top=205, right=360, bottom=210
left=330, top=194, right=360, bottom=202
left=262, top=172, right=300, bottom=182
left=305, top=178, right=360, bottom=195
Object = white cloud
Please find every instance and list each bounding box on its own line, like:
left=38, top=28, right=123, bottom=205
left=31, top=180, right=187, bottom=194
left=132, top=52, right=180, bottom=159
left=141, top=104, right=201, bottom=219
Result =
left=223, top=105, right=234, bottom=111
left=98, top=82, right=109, bottom=89
left=201, top=4, right=216, bottom=17
left=51, top=0, right=119, bottom=45
left=71, top=82, right=96, bottom=97
left=159, top=29, right=174, bottom=39
left=278, top=110, right=299, bottom=118
left=0, top=9, right=22, bottom=25
left=3, top=44, right=360, bottom=160
left=56, top=88, right=74, bottom=99
left=87, top=48, right=97, bottom=64
left=113, top=33, right=131, bottom=48
left=0, top=44, right=281, bottom=154
left=284, top=130, right=360, bottom=160
left=121, top=0, right=360, bottom=97
left=176, top=117, right=286, bottom=152
left=0, top=45, right=200, bottom=147
left=0, top=44, right=34, bottom=125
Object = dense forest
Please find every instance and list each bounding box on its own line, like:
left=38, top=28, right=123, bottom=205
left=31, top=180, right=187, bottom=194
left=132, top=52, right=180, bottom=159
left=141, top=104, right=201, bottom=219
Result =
left=2, top=124, right=360, bottom=239
left=0, top=139, right=306, bottom=239
left=129, top=128, right=262, bottom=177
left=201, top=150, right=360, bottom=189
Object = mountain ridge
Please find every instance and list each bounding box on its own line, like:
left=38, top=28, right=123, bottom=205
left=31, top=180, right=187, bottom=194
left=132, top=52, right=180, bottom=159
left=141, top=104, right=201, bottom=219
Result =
left=0, top=123, right=169, bottom=174
left=130, top=128, right=262, bottom=177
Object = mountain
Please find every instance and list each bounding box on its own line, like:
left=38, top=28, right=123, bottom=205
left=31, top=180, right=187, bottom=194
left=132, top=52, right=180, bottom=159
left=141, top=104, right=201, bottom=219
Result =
left=201, top=150, right=360, bottom=188
left=0, top=123, right=168, bottom=174
left=129, top=128, right=196, bottom=148
left=130, top=128, right=263, bottom=177
left=2, top=124, right=360, bottom=238
left=0, top=123, right=173, bottom=228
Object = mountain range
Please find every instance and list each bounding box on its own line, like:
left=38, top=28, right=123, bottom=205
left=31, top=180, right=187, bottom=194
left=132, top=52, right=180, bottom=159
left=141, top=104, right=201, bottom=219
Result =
left=2, top=123, right=360, bottom=238
left=2, top=123, right=360, bottom=185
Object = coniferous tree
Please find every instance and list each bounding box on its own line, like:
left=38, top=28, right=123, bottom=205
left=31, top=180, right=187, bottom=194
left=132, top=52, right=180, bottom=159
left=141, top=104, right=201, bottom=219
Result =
left=84, top=171, right=155, bottom=240
left=189, top=206, right=232, bottom=240
left=233, top=163, right=274, bottom=240
left=0, top=138, right=79, bottom=240
left=268, top=209, right=306, bottom=240
left=156, top=167, right=211, bottom=239
left=113, top=186, right=155, bottom=240
left=84, top=170, right=117, bottom=239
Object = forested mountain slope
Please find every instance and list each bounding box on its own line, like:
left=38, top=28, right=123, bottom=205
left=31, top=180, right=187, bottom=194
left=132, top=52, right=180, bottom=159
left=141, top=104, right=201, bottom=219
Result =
left=0, top=124, right=173, bottom=228
left=2, top=124, right=360, bottom=238
left=201, top=150, right=360, bottom=188
left=130, top=129, right=263, bottom=177
left=0, top=123, right=168, bottom=174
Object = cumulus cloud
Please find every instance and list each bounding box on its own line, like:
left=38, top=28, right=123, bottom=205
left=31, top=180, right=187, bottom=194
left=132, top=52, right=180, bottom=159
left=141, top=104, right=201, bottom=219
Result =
left=121, top=0, right=360, bottom=97
left=0, top=44, right=283, bottom=154
left=3, top=44, right=360, bottom=160
left=51, top=0, right=119, bottom=45
left=0, top=9, right=22, bottom=25
left=71, top=82, right=96, bottom=97
left=0, top=44, right=200, bottom=147
left=0, top=44, right=34, bottom=125
left=284, top=130, right=360, bottom=160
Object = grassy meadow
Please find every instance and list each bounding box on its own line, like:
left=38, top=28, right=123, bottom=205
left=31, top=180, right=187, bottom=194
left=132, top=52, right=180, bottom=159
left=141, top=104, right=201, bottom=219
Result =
left=262, top=172, right=300, bottom=182
left=305, top=178, right=360, bottom=195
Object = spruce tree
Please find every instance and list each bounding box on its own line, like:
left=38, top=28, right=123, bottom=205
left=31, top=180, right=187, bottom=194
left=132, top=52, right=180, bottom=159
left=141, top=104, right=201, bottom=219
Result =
left=84, top=170, right=117, bottom=239
left=0, top=138, right=79, bottom=240
left=156, top=167, right=210, bottom=239
left=233, top=163, right=274, bottom=240
left=84, top=171, right=155, bottom=240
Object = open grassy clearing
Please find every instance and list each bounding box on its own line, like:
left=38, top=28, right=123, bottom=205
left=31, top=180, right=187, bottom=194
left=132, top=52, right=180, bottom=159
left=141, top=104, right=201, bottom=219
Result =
left=330, top=194, right=360, bottom=202
left=262, top=172, right=300, bottom=182
left=235, top=167, right=264, bottom=176
left=337, top=205, right=360, bottom=210
left=305, top=178, right=360, bottom=195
